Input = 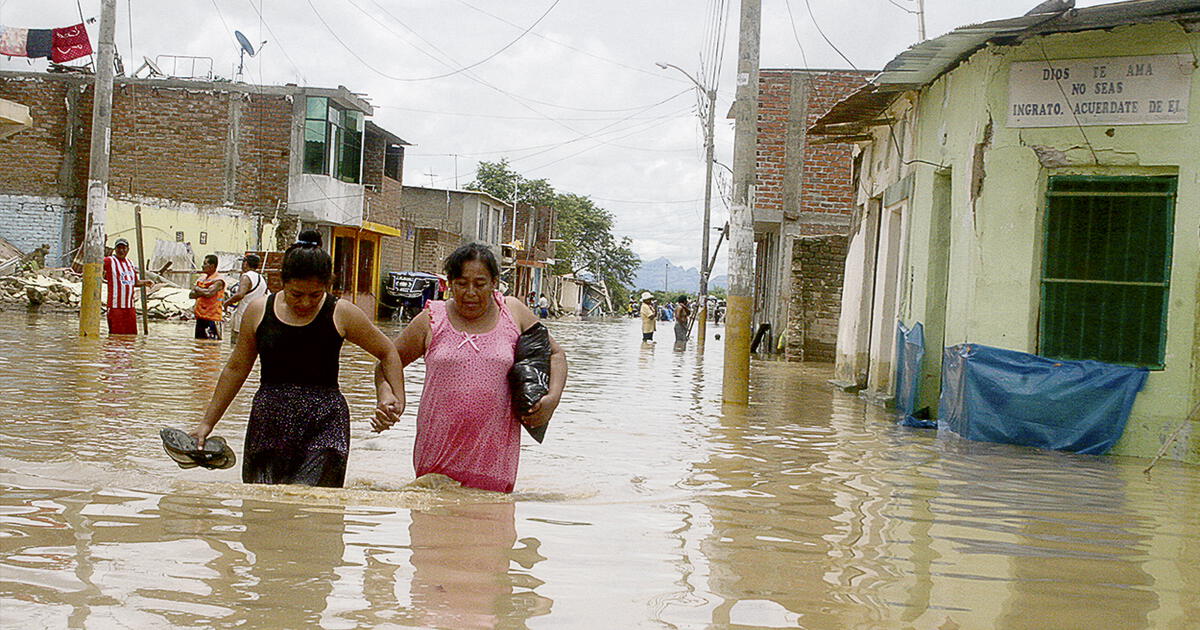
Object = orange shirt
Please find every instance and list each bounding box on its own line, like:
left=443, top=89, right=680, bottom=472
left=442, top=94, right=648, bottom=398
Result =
left=194, top=272, right=225, bottom=321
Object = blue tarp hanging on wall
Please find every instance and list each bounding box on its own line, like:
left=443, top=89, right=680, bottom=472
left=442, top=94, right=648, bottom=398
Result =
left=895, top=321, right=934, bottom=428
left=938, top=344, right=1148, bottom=454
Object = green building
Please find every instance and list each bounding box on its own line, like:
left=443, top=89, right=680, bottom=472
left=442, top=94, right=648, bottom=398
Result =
left=815, top=0, right=1200, bottom=463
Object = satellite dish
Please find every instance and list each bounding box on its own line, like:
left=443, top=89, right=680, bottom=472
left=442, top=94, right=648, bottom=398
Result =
left=234, top=30, right=267, bottom=80
left=234, top=30, right=256, bottom=57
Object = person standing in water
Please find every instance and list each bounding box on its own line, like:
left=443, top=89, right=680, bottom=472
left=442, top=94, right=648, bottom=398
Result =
left=639, top=292, right=657, bottom=343
left=373, top=243, right=567, bottom=493
left=189, top=230, right=406, bottom=487
left=673, top=294, right=691, bottom=349
left=190, top=254, right=226, bottom=340
left=224, top=254, right=269, bottom=342
left=103, top=238, right=153, bottom=335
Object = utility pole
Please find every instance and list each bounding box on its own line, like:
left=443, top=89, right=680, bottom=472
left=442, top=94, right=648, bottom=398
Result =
left=723, top=0, right=760, bottom=404
left=79, top=0, right=118, bottom=337
left=664, top=262, right=668, bottom=293
left=917, top=0, right=927, bottom=41
left=655, top=62, right=718, bottom=351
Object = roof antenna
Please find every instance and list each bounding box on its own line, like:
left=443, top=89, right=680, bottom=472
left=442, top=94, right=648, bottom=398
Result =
left=234, top=30, right=268, bottom=81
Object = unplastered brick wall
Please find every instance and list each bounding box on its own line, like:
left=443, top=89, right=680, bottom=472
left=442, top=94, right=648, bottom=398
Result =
left=755, top=72, right=791, bottom=220
left=0, top=194, right=77, bottom=267
left=0, top=72, right=293, bottom=257
left=414, top=228, right=459, bottom=275
left=801, top=72, right=872, bottom=223
left=754, top=70, right=872, bottom=233
left=786, top=234, right=848, bottom=362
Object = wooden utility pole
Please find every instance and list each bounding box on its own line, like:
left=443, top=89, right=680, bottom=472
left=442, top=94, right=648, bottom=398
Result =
left=79, top=0, right=119, bottom=337
left=134, top=205, right=150, bottom=334
left=723, top=0, right=760, bottom=404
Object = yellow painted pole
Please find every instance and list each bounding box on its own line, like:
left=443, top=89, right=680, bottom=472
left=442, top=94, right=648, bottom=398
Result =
left=79, top=0, right=118, bottom=337
left=722, top=0, right=760, bottom=405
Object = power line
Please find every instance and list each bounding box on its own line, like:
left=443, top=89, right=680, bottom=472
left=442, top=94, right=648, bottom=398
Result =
left=311, top=0, right=562, bottom=82
left=243, top=0, right=307, bottom=83
left=802, top=0, right=857, bottom=69
left=453, top=0, right=695, bottom=86
left=375, top=104, right=693, bottom=122
left=781, top=0, right=811, bottom=68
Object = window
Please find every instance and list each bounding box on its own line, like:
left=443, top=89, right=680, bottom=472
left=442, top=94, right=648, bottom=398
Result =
left=384, top=144, right=403, bottom=181
left=303, top=97, right=364, bottom=184
left=492, top=208, right=501, bottom=243
left=478, top=204, right=490, bottom=242
left=1039, top=176, right=1176, bottom=368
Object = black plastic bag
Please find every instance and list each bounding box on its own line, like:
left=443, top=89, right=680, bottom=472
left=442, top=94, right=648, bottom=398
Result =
left=509, top=322, right=552, bottom=443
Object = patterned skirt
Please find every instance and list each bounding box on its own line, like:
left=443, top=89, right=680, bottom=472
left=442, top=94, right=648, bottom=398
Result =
left=243, top=383, right=350, bottom=487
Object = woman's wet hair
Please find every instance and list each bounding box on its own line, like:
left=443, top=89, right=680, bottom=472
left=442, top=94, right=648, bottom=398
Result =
left=281, top=229, right=333, bottom=284
left=444, top=242, right=500, bottom=280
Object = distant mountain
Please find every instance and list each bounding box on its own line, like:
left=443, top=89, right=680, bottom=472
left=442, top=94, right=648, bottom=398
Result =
left=632, top=257, right=727, bottom=293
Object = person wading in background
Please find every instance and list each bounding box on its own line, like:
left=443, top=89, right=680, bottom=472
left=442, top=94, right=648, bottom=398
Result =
left=225, top=254, right=269, bottom=342
left=673, top=294, right=691, bottom=350
left=639, top=292, right=657, bottom=343
left=374, top=243, right=567, bottom=493
left=189, top=230, right=406, bottom=487
left=191, top=254, right=226, bottom=340
left=103, top=238, right=153, bottom=335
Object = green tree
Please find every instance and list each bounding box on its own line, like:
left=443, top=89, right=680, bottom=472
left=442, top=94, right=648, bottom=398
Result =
left=551, top=192, right=640, bottom=300
left=466, top=159, right=554, bottom=206
left=468, top=160, right=640, bottom=310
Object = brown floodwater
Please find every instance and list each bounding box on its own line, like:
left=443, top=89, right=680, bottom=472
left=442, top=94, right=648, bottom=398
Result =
left=0, top=309, right=1196, bottom=629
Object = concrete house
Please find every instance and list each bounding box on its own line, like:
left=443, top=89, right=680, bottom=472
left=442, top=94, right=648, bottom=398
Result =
left=812, top=0, right=1200, bottom=461
left=399, top=185, right=509, bottom=274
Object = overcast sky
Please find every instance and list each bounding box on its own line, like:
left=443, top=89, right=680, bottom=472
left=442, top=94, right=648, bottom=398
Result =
left=2, top=0, right=1113, bottom=274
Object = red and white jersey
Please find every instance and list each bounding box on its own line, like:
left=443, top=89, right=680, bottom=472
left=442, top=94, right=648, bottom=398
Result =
left=104, top=256, right=139, bottom=309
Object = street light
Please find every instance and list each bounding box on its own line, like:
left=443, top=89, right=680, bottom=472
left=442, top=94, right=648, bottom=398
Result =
left=655, top=61, right=717, bottom=350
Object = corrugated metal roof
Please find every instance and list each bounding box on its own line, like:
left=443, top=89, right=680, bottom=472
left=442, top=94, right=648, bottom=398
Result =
left=811, top=0, right=1200, bottom=136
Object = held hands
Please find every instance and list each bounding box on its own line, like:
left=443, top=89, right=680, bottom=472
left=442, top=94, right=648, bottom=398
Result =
left=372, top=390, right=405, bottom=433
left=521, top=392, right=560, bottom=429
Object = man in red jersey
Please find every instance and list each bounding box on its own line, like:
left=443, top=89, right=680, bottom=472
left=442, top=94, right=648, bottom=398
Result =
left=103, top=238, right=152, bottom=335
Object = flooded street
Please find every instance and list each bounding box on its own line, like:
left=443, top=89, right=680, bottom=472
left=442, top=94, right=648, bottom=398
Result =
left=1, top=309, right=1197, bottom=629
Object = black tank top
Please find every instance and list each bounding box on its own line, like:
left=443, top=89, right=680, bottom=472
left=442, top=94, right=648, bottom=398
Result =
left=256, top=293, right=344, bottom=388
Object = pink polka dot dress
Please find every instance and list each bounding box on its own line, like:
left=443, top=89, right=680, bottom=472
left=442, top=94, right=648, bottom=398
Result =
left=414, top=291, right=522, bottom=493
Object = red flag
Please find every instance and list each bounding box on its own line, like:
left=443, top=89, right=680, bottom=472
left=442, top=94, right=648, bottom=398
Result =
left=51, top=22, right=91, bottom=63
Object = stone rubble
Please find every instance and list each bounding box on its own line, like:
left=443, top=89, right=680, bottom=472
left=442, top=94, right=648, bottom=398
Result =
left=0, top=269, right=197, bottom=319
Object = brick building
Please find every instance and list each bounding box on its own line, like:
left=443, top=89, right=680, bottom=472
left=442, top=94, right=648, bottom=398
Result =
left=0, top=70, right=411, bottom=317
left=501, top=200, right=555, bottom=302
left=750, top=68, right=874, bottom=359
left=399, top=185, right=510, bottom=275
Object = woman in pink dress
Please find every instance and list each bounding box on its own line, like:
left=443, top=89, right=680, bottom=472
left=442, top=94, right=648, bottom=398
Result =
left=374, top=243, right=567, bottom=493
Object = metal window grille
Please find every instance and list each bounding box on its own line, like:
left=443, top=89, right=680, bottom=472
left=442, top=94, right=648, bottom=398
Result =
left=1039, top=176, right=1176, bottom=368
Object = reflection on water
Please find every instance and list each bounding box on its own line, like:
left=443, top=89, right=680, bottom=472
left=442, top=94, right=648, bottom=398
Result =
left=1, top=311, right=1197, bottom=628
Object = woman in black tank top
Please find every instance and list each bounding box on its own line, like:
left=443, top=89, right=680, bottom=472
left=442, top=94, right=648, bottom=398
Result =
left=188, top=231, right=407, bottom=487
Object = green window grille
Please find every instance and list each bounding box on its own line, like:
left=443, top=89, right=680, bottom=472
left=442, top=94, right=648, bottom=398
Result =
left=1039, top=175, right=1176, bottom=368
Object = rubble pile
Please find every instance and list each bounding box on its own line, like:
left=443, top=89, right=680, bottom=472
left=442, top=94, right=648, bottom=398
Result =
left=0, top=270, right=196, bottom=319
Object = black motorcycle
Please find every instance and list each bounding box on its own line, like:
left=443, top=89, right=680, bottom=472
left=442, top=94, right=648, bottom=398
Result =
left=381, top=271, right=443, bottom=321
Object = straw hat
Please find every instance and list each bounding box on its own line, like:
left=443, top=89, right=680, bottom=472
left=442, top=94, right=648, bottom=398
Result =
left=641, top=291, right=654, bottom=301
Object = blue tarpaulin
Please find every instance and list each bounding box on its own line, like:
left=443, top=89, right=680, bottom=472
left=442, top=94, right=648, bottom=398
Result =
left=938, top=344, right=1148, bottom=454
left=895, top=321, right=934, bottom=428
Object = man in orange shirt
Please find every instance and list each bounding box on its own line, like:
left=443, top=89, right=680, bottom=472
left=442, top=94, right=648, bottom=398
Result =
left=190, top=254, right=226, bottom=340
